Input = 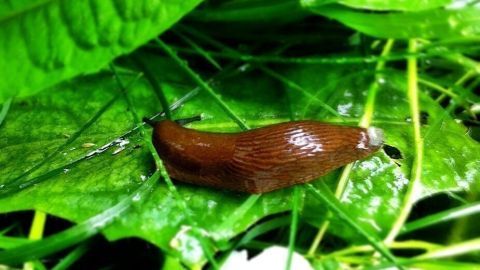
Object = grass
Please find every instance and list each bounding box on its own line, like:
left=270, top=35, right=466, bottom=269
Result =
left=0, top=1, right=479, bottom=269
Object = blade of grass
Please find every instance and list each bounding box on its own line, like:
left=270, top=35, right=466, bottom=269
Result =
left=435, top=70, right=476, bottom=103
left=155, top=38, right=249, bottom=130
left=173, top=30, right=222, bottom=70
left=27, top=212, right=46, bottom=240
left=171, top=45, right=465, bottom=65
left=322, top=240, right=442, bottom=260
left=423, top=37, right=480, bottom=49
left=0, top=98, right=11, bottom=126
left=383, top=39, right=423, bottom=244
left=258, top=66, right=343, bottom=119
left=369, top=257, right=480, bottom=270
left=51, top=240, right=91, bottom=270
left=286, top=187, right=301, bottom=270
left=447, top=191, right=480, bottom=244
left=169, top=29, right=306, bottom=262
left=23, top=211, right=47, bottom=270
left=236, top=216, right=291, bottom=248
left=307, top=39, right=394, bottom=257
left=418, top=77, right=460, bottom=100
left=176, top=25, right=268, bottom=79
left=0, top=171, right=161, bottom=265
left=241, top=240, right=278, bottom=251
left=441, top=53, right=480, bottom=74
left=149, top=41, right=278, bottom=268
left=401, top=202, right=480, bottom=235
left=371, top=238, right=480, bottom=269
left=0, top=236, right=31, bottom=249
left=177, top=25, right=342, bottom=119
left=306, top=164, right=352, bottom=256
left=113, top=66, right=219, bottom=269
left=216, top=195, right=261, bottom=237
left=217, top=215, right=291, bottom=268
left=129, top=59, right=172, bottom=120
left=359, top=39, right=395, bottom=127
left=416, top=238, right=480, bottom=259
left=305, top=183, right=402, bottom=267
left=301, top=69, right=379, bottom=118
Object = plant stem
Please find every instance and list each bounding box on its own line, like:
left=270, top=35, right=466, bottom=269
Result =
left=307, top=39, right=394, bottom=257
left=384, top=39, right=424, bottom=244
left=306, top=184, right=401, bottom=266
left=0, top=98, right=12, bottom=126
left=23, top=211, right=47, bottom=270
left=286, top=187, right=300, bottom=270
left=321, top=240, right=442, bottom=259
left=113, top=66, right=220, bottom=269
left=435, top=70, right=476, bottom=103
left=360, top=39, right=394, bottom=128
left=155, top=38, right=249, bottom=130
left=416, top=237, right=480, bottom=260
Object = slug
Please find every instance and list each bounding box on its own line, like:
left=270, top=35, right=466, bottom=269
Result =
left=152, top=120, right=384, bottom=193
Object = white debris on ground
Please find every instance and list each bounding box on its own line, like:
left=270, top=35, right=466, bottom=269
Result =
left=221, top=246, right=313, bottom=270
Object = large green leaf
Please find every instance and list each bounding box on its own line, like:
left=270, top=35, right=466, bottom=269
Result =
left=281, top=64, right=480, bottom=240
left=306, top=4, right=480, bottom=39
left=0, top=0, right=203, bottom=103
left=0, top=55, right=478, bottom=266
left=301, top=0, right=454, bottom=11
left=0, top=56, right=294, bottom=267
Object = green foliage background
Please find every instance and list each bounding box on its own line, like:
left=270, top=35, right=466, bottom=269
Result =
left=0, top=0, right=479, bottom=269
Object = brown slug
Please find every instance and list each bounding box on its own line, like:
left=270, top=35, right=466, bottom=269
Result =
left=152, top=120, right=384, bottom=193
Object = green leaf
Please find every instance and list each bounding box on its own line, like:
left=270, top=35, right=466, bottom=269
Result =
left=306, top=4, right=480, bottom=39
left=301, top=0, right=454, bottom=11
left=0, top=171, right=161, bottom=265
left=0, top=0, right=203, bottom=103
left=282, top=64, right=480, bottom=240
left=306, top=183, right=399, bottom=264
left=0, top=55, right=478, bottom=265
left=0, top=58, right=293, bottom=266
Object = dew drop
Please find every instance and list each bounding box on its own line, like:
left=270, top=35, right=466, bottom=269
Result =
left=132, top=193, right=141, bottom=201
left=238, top=64, right=249, bottom=72
left=82, top=143, right=96, bottom=148
left=18, top=183, right=28, bottom=189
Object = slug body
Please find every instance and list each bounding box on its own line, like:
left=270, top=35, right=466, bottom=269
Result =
left=152, top=120, right=383, bottom=193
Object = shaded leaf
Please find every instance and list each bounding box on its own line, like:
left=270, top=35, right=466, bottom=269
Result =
left=301, top=0, right=454, bottom=11
left=188, top=0, right=307, bottom=23
left=306, top=4, right=480, bottom=39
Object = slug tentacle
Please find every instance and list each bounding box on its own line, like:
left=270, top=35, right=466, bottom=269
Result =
left=152, top=120, right=384, bottom=193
